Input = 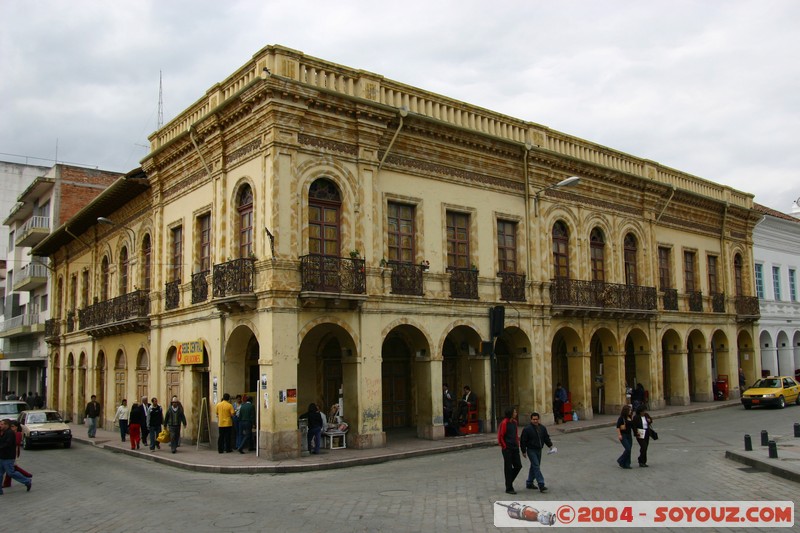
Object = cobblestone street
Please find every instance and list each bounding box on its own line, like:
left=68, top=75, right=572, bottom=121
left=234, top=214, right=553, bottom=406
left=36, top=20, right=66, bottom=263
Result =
left=6, top=406, right=800, bottom=532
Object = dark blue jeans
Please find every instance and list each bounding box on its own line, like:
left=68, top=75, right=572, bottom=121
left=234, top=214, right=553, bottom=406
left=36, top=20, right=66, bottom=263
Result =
left=525, top=448, right=545, bottom=487
left=119, top=419, right=128, bottom=441
left=308, top=427, right=322, bottom=454
left=618, top=435, right=632, bottom=467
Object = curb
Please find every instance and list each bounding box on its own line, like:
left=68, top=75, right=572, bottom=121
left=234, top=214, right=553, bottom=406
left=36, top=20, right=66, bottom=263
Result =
left=73, top=400, right=742, bottom=474
left=724, top=450, right=800, bottom=484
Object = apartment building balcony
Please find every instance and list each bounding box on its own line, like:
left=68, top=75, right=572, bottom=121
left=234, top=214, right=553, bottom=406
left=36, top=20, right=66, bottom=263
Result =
left=165, top=280, right=181, bottom=310
left=687, top=291, right=704, bottom=312
left=448, top=267, right=479, bottom=300
left=0, top=313, right=44, bottom=338
left=711, top=292, right=726, bottom=313
left=299, top=254, right=366, bottom=308
left=45, top=318, right=61, bottom=344
left=499, top=272, right=526, bottom=302
left=212, top=258, right=256, bottom=312
left=735, top=295, right=760, bottom=321
left=14, top=216, right=50, bottom=247
left=81, top=290, right=151, bottom=338
left=551, top=278, right=657, bottom=318
left=192, top=270, right=210, bottom=304
left=388, top=261, right=424, bottom=296
left=12, top=262, right=49, bottom=292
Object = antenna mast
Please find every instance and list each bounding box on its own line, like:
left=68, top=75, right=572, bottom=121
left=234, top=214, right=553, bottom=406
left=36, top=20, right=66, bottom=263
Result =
left=157, top=70, right=164, bottom=129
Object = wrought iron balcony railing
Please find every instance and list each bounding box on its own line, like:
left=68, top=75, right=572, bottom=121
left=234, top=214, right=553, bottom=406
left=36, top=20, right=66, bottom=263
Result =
left=192, top=271, right=209, bottom=304
left=45, top=318, right=60, bottom=340
left=388, top=261, right=424, bottom=296
left=711, top=292, right=726, bottom=313
left=735, top=295, right=760, bottom=318
left=688, top=291, right=703, bottom=312
left=300, top=254, right=366, bottom=294
left=448, top=267, right=479, bottom=300
left=213, top=258, right=256, bottom=298
left=661, top=288, right=678, bottom=311
left=81, top=290, right=150, bottom=331
left=165, top=280, right=181, bottom=310
left=551, top=278, right=657, bottom=311
left=499, top=272, right=526, bottom=302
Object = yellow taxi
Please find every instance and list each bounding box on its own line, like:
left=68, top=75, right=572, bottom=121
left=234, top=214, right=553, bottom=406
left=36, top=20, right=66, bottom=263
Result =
left=741, top=376, right=800, bottom=409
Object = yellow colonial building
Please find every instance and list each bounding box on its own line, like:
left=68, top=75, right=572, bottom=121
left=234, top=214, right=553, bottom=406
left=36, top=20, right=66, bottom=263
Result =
left=34, top=45, right=761, bottom=459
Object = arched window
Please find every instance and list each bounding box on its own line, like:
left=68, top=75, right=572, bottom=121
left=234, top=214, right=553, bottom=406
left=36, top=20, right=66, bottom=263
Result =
left=101, top=256, right=110, bottom=301
left=552, top=221, right=570, bottom=279
left=56, top=277, right=64, bottom=318
left=590, top=228, right=605, bottom=282
left=308, top=178, right=342, bottom=257
left=238, top=185, right=253, bottom=258
left=119, top=246, right=129, bottom=294
left=142, top=234, right=151, bottom=292
left=734, top=254, right=744, bottom=297
left=624, top=233, right=638, bottom=285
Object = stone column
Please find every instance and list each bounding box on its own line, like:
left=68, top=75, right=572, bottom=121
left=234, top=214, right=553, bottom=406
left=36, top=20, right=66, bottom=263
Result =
left=691, top=349, right=713, bottom=402
left=603, top=352, right=626, bottom=416
left=567, top=351, right=592, bottom=421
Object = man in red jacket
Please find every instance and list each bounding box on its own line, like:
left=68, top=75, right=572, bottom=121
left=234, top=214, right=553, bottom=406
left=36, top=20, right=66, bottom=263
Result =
left=497, top=407, right=521, bottom=495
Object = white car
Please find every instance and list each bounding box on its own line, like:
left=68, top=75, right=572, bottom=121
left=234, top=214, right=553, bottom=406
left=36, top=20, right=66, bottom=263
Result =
left=19, top=409, right=72, bottom=449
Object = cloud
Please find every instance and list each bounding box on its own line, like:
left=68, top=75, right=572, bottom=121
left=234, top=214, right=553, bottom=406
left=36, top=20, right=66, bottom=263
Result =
left=1, top=0, right=799, bottom=210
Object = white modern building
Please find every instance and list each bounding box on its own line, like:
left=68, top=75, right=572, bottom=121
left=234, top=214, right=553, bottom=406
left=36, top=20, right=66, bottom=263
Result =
left=753, top=201, right=800, bottom=378
left=0, top=161, right=50, bottom=395
left=1, top=161, right=120, bottom=397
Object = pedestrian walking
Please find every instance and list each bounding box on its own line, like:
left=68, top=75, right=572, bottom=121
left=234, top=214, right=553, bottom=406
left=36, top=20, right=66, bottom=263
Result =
left=148, top=397, right=163, bottom=451
left=112, top=399, right=129, bottom=442
left=216, top=393, right=235, bottom=453
left=300, top=403, right=323, bottom=454
left=233, top=394, right=243, bottom=451
left=2, top=421, right=31, bottom=489
left=237, top=395, right=255, bottom=453
left=128, top=402, right=146, bottom=450
left=632, top=404, right=655, bottom=467
left=84, top=394, right=101, bottom=438
left=497, top=406, right=522, bottom=495
left=0, top=418, right=31, bottom=494
left=520, top=412, right=554, bottom=492
left=163, top=396, right=187, bottom=454
left=140, top=396, right=151, bottom=447
left=616, top=404, right=633, bottom=469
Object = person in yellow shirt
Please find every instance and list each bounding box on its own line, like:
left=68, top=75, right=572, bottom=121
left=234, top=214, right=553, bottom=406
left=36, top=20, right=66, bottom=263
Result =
left=215, top=393, right=235, bottom=453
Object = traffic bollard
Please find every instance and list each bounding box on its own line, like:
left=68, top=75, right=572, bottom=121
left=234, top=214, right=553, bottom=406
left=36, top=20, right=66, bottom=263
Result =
left=744, top=434, right=752, bottom=451
left=794, top=423, right=800, bottom=437
left=768, top=440, right=778, bottom=459
left=761, top=430, right=769, bottom=446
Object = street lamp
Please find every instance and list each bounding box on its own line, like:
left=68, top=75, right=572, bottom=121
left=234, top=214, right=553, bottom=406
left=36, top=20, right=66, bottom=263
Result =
left=534, top=176, right=581, bottom=216
left=97, top=217, right=136, bottom=252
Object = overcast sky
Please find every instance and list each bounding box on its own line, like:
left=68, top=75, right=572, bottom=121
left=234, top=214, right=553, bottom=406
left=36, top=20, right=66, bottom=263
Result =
left=1, top=0, right=799, bottom=212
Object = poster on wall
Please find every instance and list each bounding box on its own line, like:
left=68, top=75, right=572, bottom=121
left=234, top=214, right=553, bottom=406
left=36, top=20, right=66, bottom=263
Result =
left=286, top=388, right=297, bottom=404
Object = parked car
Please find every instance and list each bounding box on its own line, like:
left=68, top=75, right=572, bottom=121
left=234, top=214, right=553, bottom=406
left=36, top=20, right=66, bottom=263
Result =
left=0, top=400, right=30, bottom=418
left=741, top=376, right=800, bottom=409
left=19, top=409, right=72, bottom=449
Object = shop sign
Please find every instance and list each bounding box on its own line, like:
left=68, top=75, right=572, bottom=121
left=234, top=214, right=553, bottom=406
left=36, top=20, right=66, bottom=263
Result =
left=177, top=340, right=204, bottom=365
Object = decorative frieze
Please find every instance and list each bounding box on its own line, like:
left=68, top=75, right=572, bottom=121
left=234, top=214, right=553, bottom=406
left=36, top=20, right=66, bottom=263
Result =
left=225, top=138, right=263, bottom=166
left=298, top=133, right=358, bottom=155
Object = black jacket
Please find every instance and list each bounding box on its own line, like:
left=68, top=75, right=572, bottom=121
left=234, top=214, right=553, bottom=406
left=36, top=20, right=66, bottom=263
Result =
left=148, top=405, right=164, bottom=427
left=129, top=405, right=146, bottom=426
left=0, top=429, right=17, bottom=460
left=520, top=423, right=552, bottom=454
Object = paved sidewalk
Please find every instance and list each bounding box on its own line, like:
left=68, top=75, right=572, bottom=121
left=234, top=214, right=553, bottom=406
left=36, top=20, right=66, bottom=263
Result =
left=68, top=398, right=800, bottom=481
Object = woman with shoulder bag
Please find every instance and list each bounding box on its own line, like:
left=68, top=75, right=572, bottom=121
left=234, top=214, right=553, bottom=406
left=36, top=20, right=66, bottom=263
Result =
left=631, top=404, right=654, bottom=467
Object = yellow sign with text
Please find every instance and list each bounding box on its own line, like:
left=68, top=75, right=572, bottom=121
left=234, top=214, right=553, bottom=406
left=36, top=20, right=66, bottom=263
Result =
left=177, top=340, right=204, bottom=365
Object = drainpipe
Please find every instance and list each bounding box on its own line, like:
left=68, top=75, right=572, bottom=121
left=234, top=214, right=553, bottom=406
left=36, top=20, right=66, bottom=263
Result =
left=523, top=143, right=533, bottom=290
left=720, top=202, right=729, bottom=297
left=377, top=107, right=408, bottom=172
left=188, top=125, right=213, bottom=178
left=656, top=185, right=676, bottom=223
